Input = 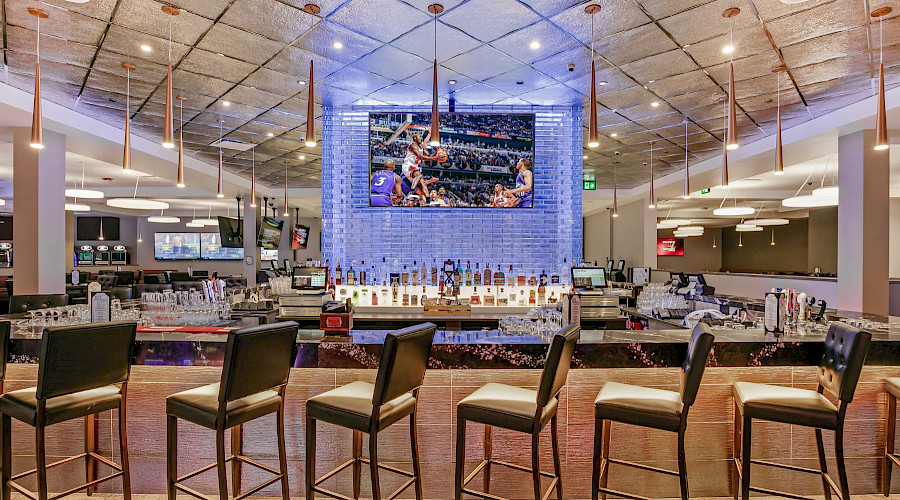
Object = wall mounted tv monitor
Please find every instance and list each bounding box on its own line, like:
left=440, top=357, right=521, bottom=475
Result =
left=657, top=238, right=685, bottom=256
left=368, top=112, right=535, bottom=208
left=200, top=233, right=244, bottom=260
left=154, top=233, right=200, bottom=260
left=77, top=217, right=120, bottom=241
left=260, top=248, right=279, bottom=261
left=257, top=217, right=284, bottom=249
left=217, top=216, right=243, bottom=248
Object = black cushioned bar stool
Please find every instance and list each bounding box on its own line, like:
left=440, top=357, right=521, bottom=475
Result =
left=0, top=321, right=137, bottom=500
left=8, top=294, right=68, bottom=315
left=592, top=323, right=714, bottom=500
left=0, top=321, right=9, bottom=395
left=883, top=377, right=900, bottom=496
left=733, top=322, right=870, bottom=500
left=306, top=323, right=437, bottom=500
left=455, top=324, right=580, bottom=500
left=166, top=321, right=299, bottom=500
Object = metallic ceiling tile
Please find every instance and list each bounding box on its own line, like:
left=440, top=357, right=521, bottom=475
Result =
left=6, top=4, right=108, bottom=46
left=518, top=83, right=583, bottom=105
left=157, top=0, right=234, bottom=20
left=566, top=65, right=635, bottom=97
left=391, top=20, right=483, bottom=63
left=219, top=0, right=317, bottom=44
left=320, top=65, right=393, bottom=95
left=222, top=85, right=287, bottom=109
left=594, top=23, right=678, bottom=66
left=5, top=26, right=96, bottom=68
left=367, top=83, right=432, bottom=105
left=179, top=49, right=257, bottom=83
left=704, top=51, right=783, bottom=84
left=351, top=45, right=432, bottom=81
left=780, top=27, right=868, bottom=69
left=316, top=84, right=366, bottom=106
left=293, top=20, right=383, bottom=64
left=242, top=68, right=308, bottom=97
left=256, top=109, right=304, bottom=128
left=765, top=0, right=861, bottom=47
left=264, top=46, right=345, bottom=83
left=147, top=86, right=219, bottom=110
left=273, top=97, right=310, bottom=117
left=484, top=65, right=558, bottom=94
left=490, top=21, right=581, bottom=65
left=5, top=51, right=89, bottom=86
left=401, top=66, right=476, bottom=95
left=440, top=0, right=541, bottom=43
left=112, top=0, right=213, bottom=46
left=595, top=84, right=653, bottom=109
left=447, top=83, right=511, bottom=104
left=646, top=69, right=715, bottom=98
left=91, top=49, right=167, bottom=85
left=618, top=48, right=697, bottom=83
left=84, top=69, right=158, bottom=101
left=530, top=46, right=591, bottom=83
left=658, top=0, right=756, bottom=47
left=99, top=25, right=191, bottom=67
left=443, top=44, right=523, bottom=81
left=172, top=69, right=236, bottom=96
left=328, top=0, right=432, bottom=43
left=684, top=27, right=771, bottom=68
left=790, top=54, right=871, bottom=87
left=549, top=0, right=650, bottom=45
left=196, top=23, right=285, bottom=66
left=635, top=111, right=688, bottom=130
left=636, top=0, right=713, bottom=21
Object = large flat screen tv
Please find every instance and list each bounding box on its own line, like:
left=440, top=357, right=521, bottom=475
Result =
left=369, top=112, right=535, bottom=208
left=154, top=233, right=200, bottom=260
left=257, top=217, right=284, bottom=249
left=217, top=216, right=243, bottom=248
left=200, top=233, right=244, bottom=260
left=657, top=238, right=685, bottom=256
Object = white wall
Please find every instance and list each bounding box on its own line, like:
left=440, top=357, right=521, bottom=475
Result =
left=891, top=199, right=900, bottom=279
left=611, top=199, right=656, bottom=268
left=583, top=210, right=611, bottom=264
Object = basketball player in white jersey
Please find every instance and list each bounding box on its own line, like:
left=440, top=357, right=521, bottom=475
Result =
left=403, top=131, right=441, bottom=204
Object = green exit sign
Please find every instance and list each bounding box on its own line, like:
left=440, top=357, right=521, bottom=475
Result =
left=583, top=180, right=596, bottom=190
left=700, top=188, right=711, bottom=194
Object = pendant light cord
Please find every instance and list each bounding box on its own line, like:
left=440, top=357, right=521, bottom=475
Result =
left=168, top=17, right=172, bottom=64
left=36, top=15, right=40, bottom=59
left=133, top=175, right=140, bottom=198
left=880, top=13, right=883, bottom=64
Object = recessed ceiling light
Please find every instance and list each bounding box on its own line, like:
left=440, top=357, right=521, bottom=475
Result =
left=333, top=41, right=344, bottom=49
left=722, top=45, right=735, bottom=54
left=448, top=80, right=457, bottom=85
left=222, top=101, right=231, bottom=107
left=529, top=41, right=541, bottom=50
left=217, top=53, right=225, bottom=57
left=297, top=80, right=307, bottom=85
left=651, top=101, right=660, bottom=107
left=610, top=133, right=618, bottom=137
left=583, top=155, right=588, bottom=159
left=140, top=44, right=153, bottom=52
left=516, top=81, right=524, bottom=85
left=267, top=132, right=274, bottom=137
left=598, top=81, right=608, bottom=86
left=299, top=155, right=306, bottom=160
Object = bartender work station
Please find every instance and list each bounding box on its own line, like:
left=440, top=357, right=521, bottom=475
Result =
left=1, top=0, right=900, bottom=499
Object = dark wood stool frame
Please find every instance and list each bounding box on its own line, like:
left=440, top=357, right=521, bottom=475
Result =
left=1, top=321, right=135, bottom=500
left=883, top=381, right=899, bottom=496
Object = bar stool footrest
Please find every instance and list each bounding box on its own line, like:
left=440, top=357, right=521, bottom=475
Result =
left=605, top=457, right=679, bottom=477
left=733, top=457, right=845, bottom=500
left=7, top=451, right=125, bottom=500
left=461, top=459, right=559, bottom=500
left=310, top=457, right=417, bottom=500
left=888, top=453, right=900, bottom=468
left=173, top=453, right=284, bottom=500
left=594, top=486, right=654, bottom=500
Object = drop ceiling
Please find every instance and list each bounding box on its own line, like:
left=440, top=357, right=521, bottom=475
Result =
left=1, top=0, right=898, bottom=191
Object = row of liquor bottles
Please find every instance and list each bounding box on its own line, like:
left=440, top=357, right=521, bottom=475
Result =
left=335, top=284, right=567, bottom=307
left=328, top=259, right=563, bottom=288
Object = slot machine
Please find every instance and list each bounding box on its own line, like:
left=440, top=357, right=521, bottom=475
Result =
left=93, top=245, right=111, bottom=266
left=111, top=245, right=128, bottom=265
left=76, top=245, right=94, bottom=266
left=0, top=242, right=11, bottom=268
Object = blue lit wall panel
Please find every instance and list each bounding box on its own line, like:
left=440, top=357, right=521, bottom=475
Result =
left=321, top=105, right=582, bottom=283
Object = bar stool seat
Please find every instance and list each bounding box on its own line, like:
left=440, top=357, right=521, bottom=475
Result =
left=166, top=383, right=281, bottom=430
left=594, top=382, right=683, bottom=432
left=734, top=381, right=838, bottom=429
left=887, top=377, right=900, bottom=398
left=307, top=380, right=416, bottom=432
left=0, top=386, right=121, bottom=427
left=458, top=383, right=557, bottom=433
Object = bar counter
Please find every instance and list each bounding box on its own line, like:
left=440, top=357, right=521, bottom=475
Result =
left=4, top=322, right=900, bottom=498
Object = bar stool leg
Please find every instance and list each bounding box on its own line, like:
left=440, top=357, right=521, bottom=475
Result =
left=352, top=430, right=362, bottom=499
left=885, top=394, right=896, bottom=497
left=409, top=410, right=424, bottom=500
left=600, top=420, right=611, bottom=500
left=305, top=417, right=316, bottom=500
left=835, top=426, right=850, bottom=499
left=36, top=423, right=48, bottom=500
left=231, top=425, right=242, bottom=498
left=2, top=414, right=11, bottom=500
left=815, top=429, right=832, bottom=500
left=740, top=417, right=751, bottom=500
left=369, top=432, right=381, bottom=500
left=215, top=427, right=228, bottom=500
left=166, top=416, right=177, bottom=500
left=276, top=405, right=290, bottom=500
left=677, top=428, right=688, bottom=500
left=85, top=414, right=96, bottom=495
left=551, top=414, right=562, bottom=500
left=454, top=418, right=466, bottom=500
left=483, top=425, right=492, bottom=493
left=732, top=401, right=740, bottom=500
left=531, top=430, right=541, bottom=500
left=591, top=418, right=602, bottom=500
left=119, top=401, right=131, bottom=500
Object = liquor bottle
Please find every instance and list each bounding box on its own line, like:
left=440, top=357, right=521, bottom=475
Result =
left=360, top=261, right=367, bottom=285
left=335, top=260, right=342, bottom=286
left=421, top=286, right=427, bottom=306
left=456, top=261, right=463, bottom=285
left=540, top=270, right=548, bottom=287
left=529, top=289, right=536, bottom=305
left=551, top=267, right=560, bottom=285
left=483, top=264, right=492, bottom=286
left=538, top=274, right=546, bottom=305
left=517, top=266, right=526, bottom=286
left=465, top=261, right=473, bottom=286
left=351, top=288, right=359, bottom=306
left=402, top=265, right=409, bottom=286
left=507, top=265, right=515, bottom=286
left=470, top=287, right=481, bottom=305
left=410, top=290, right=417, bottom=307
left=347, top=262, right=356, bottom=286
left=528, top=270, right=536, bottom=287
left=421, top=262, right=427, bottom=288
left=411, top=261, right=419, bottom=286
left=431, top=259, right=438, bottom=286
left=391, top=275, right=399, bottom=305
left=371, top=265, right=377, bottom=288
left=518, top=289, right=525, bottom=306
left=474, top=262, right=481, bottom=286
left=495, top=265, right=504, bottom=286
left=381, top=280, right=389, bottom=305
left=372, top=286, right=378, bottom=305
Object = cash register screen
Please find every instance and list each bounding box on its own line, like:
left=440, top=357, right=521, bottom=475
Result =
left=571, top=267, right=607, bottom=289
left=292, top=266, right=328, bottom=290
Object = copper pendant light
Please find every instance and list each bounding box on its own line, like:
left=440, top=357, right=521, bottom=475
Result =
left=724, top=8, right=740, bottom=151
left=162, top=5, right=179, bottom=149
left=873, top=6, right=892, bottom=151
left=721, top=96, right=729, bottom=187
left=773, top=66, right=786, bottom=175
left=648, top=142, right=656, bottom=209
left=122, top=63, right=135, bottom=172
left=586, top=4, right=601, bottom=148
left=250, top=145, right=257, bottom=208
left=283, top=163, right=290, bottom=217
left=428, top=4, right=443, bottom=147
left=217, top=118, right=224, bottom=198
left=176, top=96, right=186, bottom=187
left=28, top=7, right=48, bottom=150
left=305, top=60, right=316, bottom=147
left=682, top=119, right=691, bottom=199
left=612, top=161, right=619, bottom=218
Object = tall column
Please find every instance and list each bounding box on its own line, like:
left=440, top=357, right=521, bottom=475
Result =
left=611, top=199, right=657, bottom=268
left=278, top=210, right=292, bottom=266
left=837, top=129, right=889, bottom=315
left=13, top=128, right=66, bottom=295
left=242, top=197, right=259, bottom=286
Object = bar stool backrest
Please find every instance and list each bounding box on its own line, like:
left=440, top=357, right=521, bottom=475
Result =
left=36, top=321, right=137, bottom=400
left=372, top=323, right=437, bottom=407
left=679, top=323, right=715, bottom=406
left=9, top=294, right=68, bottom=314
left=536, top=324, right=581, bottom=408
left=218, top=321, right=300, bottom=403
left=818, top=322, right=871, bottom=404
left=0, top=321, right=10, bottom=387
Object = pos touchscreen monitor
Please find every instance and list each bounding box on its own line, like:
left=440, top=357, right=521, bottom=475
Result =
left=571, top=267, right=607, bottom=290
left=292, top=266, right=328, bottom=290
